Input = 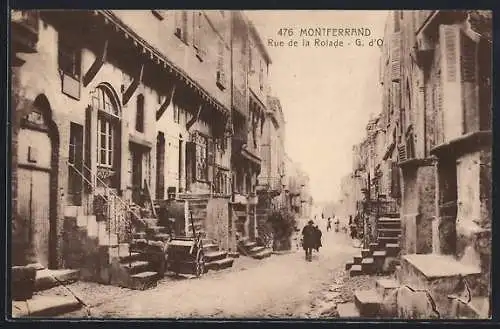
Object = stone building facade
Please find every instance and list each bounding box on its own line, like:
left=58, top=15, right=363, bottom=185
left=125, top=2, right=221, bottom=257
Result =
left=230, top=12, right=271, bottom=246
left=384, top=10, right=492, bottom=318
left=11, top=10, right=299, bottom=276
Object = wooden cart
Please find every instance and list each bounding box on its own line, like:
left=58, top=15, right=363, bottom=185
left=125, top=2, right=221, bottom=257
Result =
left=165, top=211, right=205, bottom=277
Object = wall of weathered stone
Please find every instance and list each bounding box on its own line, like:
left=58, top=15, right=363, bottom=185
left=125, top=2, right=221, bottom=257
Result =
left=205, top=198, right=230, bottom=250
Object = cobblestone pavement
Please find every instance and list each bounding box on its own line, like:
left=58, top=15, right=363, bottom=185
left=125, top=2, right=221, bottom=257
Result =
left=52, top=227, right=360, bottom=319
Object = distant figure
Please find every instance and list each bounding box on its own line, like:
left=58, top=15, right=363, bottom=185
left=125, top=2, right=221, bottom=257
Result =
left=302, top=220, right=316, bottom=262
left=334, top=217, right=340, bottom=233
left=314, top=224, right=323, bottom=252
left=326, top=217, right=332, bottom=231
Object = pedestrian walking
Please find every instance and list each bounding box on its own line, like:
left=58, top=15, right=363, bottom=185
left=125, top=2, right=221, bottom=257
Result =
left=326, top=217, right=332, bottom=231
left=314, top=224, right=322, bottom=252
left=302, top=220, right=316, bottom=262
left=334, top=217, right=340, bottom=233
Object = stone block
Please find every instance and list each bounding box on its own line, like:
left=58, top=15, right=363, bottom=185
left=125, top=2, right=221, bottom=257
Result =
left=354, top=289, right=382, bottom=317
left=337, top=302, right=360, bottom=318
left=396, top=285, right=440, bottom=319
left=400, top=254, right=482, bottom=318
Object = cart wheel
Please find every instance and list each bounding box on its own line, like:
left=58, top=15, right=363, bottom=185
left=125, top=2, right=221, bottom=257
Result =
left=195, top=250, right=205, bottom=278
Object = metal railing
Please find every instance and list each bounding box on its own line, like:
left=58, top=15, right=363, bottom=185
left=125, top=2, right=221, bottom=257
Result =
left=67, top=160, right=146, bottom=246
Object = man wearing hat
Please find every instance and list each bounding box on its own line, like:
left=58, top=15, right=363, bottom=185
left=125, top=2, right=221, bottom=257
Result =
left=302, top=220, right=316, bottom=261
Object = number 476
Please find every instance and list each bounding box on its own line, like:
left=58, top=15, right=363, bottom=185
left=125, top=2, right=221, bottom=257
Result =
left=277, top=28, right=294, bottom=37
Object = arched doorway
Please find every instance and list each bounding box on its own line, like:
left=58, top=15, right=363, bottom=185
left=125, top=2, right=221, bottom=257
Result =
left=16, top=95, right=58, bottom=269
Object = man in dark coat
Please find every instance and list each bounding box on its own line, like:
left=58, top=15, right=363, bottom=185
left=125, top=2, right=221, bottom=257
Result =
left=314, top=224, right=322, bottom=251
left=302, top=220, right=316, bottom=261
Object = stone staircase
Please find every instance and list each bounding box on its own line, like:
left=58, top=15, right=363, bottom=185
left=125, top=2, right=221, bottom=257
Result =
left=202, top=239, right=236, bottom=272
left=63, top=205, right=162, bottom=291
left=338, top=254, right=490, bottom=319
left=237, top=237, right=272, bottom=260
left=345, top=217, right=401, bottom=277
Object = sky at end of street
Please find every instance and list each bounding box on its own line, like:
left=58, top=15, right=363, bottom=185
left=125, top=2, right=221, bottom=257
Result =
left=246, top=10, right=389, bottom=204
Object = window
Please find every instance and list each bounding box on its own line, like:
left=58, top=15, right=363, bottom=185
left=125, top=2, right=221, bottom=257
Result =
left=92, top=86, right=120, bottom=168
left=194, top=133, right=209, bottom=181
left=98, top=118, right=113, bottom=167
left=136, top=94, right=145, bottom=132
left=58, top=34, right=81, bottom=79
left=173, top=103, right=181, bottom=123
left=192, top=11, right=206, bottom=60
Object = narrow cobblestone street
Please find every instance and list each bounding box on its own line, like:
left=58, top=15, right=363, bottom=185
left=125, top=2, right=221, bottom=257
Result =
left=51, top=227, right=358, bottom=318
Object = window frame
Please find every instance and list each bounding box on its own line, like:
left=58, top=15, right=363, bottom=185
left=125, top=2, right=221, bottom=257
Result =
left=58, top=33, right=82, bottom=80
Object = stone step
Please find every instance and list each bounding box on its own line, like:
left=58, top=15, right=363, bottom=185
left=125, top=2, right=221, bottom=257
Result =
left=337, top=302, right=360, bottom=318
left=349, top=265, right=363, bottom=277
left=252, top=249, right=272, bottom=260
left=243, top=241, right=257, bottom=249
left=250, top=246, right=266, bottom=254
left=361, top=248, right=372, bottom=258
left=123, top=260, right=150, bottom=274
left=373, top=250, right=387, bottom=258
left=133, top=232, right=147, bottom=240
left=205, top=251, right=228, bottom=263
left=151, top=233, right=171, bottom=242
left=375, top=278, right=399, bottom=298
left=361, top=257, right=375, bottom=274
left=353, top=255, right=363, bottom=265
left=145, top=226, right=167, bottom=234
left=227, top=251, right=240, bottom=258
left=63, top=206, right=85, bottom=218
left=12, top=295, right=82, bottom=318
left=354, top=289, right=382, bottom=317
left=34, top=269, right=80, bottom=292
left=129, top=271, right=159, bottom=290
left=206, top=257, right=234, bottom=271
left=119, top=252, right=142, bottom=263
left=142, top=218, right=158, bottom=227
left=345, top=261, right=354, bottom=271
left=377, top=228, right=401, bottom=237
left=203, top=243, right=219, bottom=252
left=378, top=236, right=400, bottom=246
left=369, top=242, right=379, bottom=252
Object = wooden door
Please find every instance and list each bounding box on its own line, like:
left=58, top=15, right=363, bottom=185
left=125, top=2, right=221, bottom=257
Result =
left=131, top=146, right=143, bottom=204
left=17, top=126, right=52, bottom=268
left=68, top=123, right=84, bottom=205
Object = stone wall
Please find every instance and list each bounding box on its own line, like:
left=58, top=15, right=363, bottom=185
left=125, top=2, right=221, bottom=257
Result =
left=205, top=198, right=230, bottom=250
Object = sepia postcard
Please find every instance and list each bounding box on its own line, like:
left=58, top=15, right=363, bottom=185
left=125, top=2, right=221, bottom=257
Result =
left=9, top=9, right=492, bottom=320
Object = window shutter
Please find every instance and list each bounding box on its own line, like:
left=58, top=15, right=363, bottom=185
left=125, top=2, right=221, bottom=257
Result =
left=443, top=26, right=459, bottom=83
left=186, top=141, right=196, bottom=182
left=391, top=32, right=401, bottom=82
left=207, top=138, right=215, bottom=182
left=216, top=40, right=226, bottom=89
left=460, top=32, right=479, bottom=133
left=192, top=12, right=200, bottom=49
left=439, top=24, right=463, bottom=141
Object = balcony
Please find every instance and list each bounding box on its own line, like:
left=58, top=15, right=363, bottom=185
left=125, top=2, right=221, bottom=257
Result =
left=11, top=10, right=39, bottom=53
left=256, top=176, right=282, bottom=196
